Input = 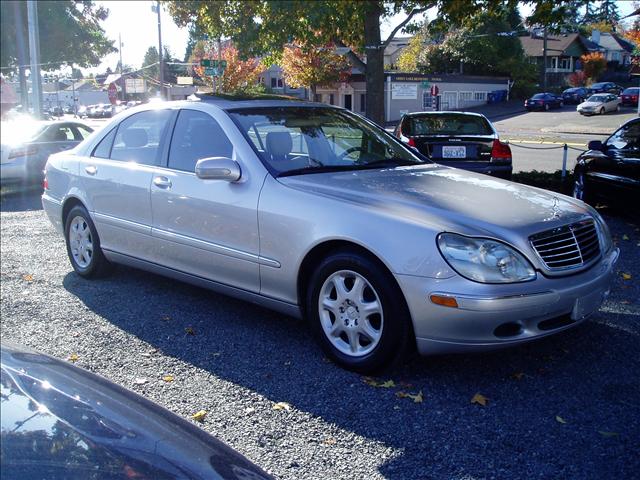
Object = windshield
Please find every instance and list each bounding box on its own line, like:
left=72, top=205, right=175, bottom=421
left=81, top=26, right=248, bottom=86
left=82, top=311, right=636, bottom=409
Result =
left=587, top=95, right=606, bottom=102
left=623, top=88, right=639, bottom=95
left=229, top=107, right=424, bottom=176
left=406, top=114, right=493, bottom=136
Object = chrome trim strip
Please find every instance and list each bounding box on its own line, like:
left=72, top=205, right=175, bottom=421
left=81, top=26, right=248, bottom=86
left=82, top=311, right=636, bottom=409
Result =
left=93, top=212, right=151, bottom=235
left=430, top=291, right=553, bottom=302
left=152, top=227, right=281, bottom=268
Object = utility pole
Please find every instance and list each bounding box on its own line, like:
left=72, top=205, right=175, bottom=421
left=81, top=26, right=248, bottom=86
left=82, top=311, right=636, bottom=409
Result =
left=119, top=33, right=125, bottom=102
left=542, top=26, right=548, bottom=92
left=13, top=1, right=29, bottom=109
left=156, top=1, right=164, bottom=100
left=26, top=0, right=43, bottom=117
left=217, top=37, right=222, bottom=94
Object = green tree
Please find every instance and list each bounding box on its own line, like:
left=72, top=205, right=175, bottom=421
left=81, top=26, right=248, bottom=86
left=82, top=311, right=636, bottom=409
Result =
left=595, top=0, right=620, bottom=25
left=0, top=1, right=115, bottom=72
left=166, top=0, right=583, bottom=124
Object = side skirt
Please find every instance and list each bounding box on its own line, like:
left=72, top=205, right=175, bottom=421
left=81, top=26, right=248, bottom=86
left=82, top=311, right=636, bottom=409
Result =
left=103, top=249, right=302, bottom=319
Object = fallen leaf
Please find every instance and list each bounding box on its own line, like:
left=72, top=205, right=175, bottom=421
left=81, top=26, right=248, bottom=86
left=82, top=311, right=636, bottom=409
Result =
left=510, top=372, right=525, bottom=380
left=133, top=378, right=148, bottom=385
left=211, top=352, right=221, bottom=357
left=393, top=405, right=401, bottom=410
left=245, top=407, right=256, bottom=414
left=22, top=274, right=33, bottom=281
left=396, top=390, right=423, bottom=403
left=555, top=415, right=567, bottom=424
left=161, top=315, right=171, bottom=321
left=184, top=327, right=195, bottom=335
left=362, top=377, right=396, bottom=388
left=622, top=273, right=632, bottom=280
left=191, top=410, right=207, bottom=422
left=323, top=437, right=336, bottom=445
left=68, top=353, right=79, bottom=363
left=284, top=361, right=291, bottom=366
left=272, top=402, right=292, bottom=412
left=471, top=393, right=488, bottom=406
left=162, top=375, right=174, bottom=383
left=622, top=234, right=629, bottom=241
left=598, top=431, right=619, bottom=437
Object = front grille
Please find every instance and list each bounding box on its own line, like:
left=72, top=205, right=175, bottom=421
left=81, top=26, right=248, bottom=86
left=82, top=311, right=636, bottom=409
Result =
left=530, top=219, right=601, bottom=270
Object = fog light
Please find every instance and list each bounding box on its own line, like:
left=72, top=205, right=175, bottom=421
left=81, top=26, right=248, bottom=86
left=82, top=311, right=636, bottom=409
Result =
left=429, top=294, right=458, bottom=308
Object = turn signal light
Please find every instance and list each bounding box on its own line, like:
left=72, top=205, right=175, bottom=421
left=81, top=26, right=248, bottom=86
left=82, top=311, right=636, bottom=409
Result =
left=429, top=294, right=459, bottom=308
left=491, top=139, right=512, bottom=160
left=43, top=175, right=48, bottom=190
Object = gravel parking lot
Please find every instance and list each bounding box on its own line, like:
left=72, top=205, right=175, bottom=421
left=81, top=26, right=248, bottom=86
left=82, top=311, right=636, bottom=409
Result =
left=1, top=189, right=639, bottom=480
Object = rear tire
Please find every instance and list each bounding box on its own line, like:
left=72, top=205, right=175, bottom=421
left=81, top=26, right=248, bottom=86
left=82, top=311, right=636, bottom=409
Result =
left=64, top=205, right=113, bottom=278
left=544, top=104, right=550, bottom=111
left=306, top=250, right=412, bottom=373
left=599, top=107, right=605, bottom=115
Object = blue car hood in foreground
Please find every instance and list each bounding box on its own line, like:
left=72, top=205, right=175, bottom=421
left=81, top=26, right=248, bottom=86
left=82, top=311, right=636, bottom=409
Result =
left=0, top=343, right=272, bottom=480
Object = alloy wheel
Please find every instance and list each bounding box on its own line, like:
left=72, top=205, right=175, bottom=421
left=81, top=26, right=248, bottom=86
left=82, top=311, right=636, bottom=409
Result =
left=69, top=216, right=93, bottom=268
left=318, top=270, right=383, bottom=357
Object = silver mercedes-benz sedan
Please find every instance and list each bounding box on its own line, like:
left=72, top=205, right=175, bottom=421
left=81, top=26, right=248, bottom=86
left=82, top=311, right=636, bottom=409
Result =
left=42, top=98, right=619, bottom=372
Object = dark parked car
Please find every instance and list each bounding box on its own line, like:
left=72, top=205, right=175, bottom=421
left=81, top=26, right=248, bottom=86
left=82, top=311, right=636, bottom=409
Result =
left=562, top=87, right=589, bottom=104
left=394, top=111, right=512, bottom=179
left=0, top=342, right=273, bottom=480
left=588, top=82, right=623, bottom=95
left=620, top=87, right=639, bottom=106
left=525, top=93, right=563, bottom=111
left=573, top=118, right=639, bottom=208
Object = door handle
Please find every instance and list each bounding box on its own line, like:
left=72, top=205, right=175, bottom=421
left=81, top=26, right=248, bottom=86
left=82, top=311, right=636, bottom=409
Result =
left=153, top=176, right=172, bottom=189
left=85, top=165, right=97, bottom=175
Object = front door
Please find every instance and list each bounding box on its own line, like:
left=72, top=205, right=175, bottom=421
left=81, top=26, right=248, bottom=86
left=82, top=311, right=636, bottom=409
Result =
left=344, top=94, right=352, bottom=111
left=150, top=108, right=262, bottom=293
left=441, top=92, right=458, bottom=110
left=79, top=109, right=174, bottom=261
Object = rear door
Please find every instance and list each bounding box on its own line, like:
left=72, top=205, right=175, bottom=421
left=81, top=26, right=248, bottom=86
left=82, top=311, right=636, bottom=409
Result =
left=149, top=108, right=262, bottom=293
left=79, top=109, right=174, bottom=261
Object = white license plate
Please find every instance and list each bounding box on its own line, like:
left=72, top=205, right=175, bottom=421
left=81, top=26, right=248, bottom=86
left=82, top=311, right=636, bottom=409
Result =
left=442, top=146, right=466, bottom=158
left=571, top=289, right=606, bottom=320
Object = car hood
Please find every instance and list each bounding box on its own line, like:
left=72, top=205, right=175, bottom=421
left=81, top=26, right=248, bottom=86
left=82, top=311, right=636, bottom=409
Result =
left=278, top=164, right=592, bottom=239
left=0, top=342, right=273, bottom=480
left=579, top=101, right=604, bottom=107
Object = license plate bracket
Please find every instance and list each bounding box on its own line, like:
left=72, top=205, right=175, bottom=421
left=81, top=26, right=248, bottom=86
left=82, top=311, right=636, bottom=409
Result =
left=442, top=146, right=466, bottom=159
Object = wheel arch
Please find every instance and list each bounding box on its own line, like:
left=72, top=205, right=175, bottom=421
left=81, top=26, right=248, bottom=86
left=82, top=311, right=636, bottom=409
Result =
left=61, top=195, right=87, bottom=226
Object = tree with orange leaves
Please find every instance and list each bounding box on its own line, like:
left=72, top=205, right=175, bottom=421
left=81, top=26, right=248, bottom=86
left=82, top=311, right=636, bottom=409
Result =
left=189, top=41, right=263, bottom=94
left=280, top=43, right=351, bottom=97
left=580, top=52, right=607, bottom=81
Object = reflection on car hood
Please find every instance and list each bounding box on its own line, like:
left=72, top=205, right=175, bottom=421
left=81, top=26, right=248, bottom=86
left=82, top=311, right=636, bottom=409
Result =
left=0, top=342, right=273, bottom=480
left=579, top=101, right=604, bottom=107
left=279, top=164, right=591, bottom=237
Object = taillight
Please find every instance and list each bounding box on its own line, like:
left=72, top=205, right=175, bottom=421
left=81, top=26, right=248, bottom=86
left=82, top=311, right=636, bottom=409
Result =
left=43, top=175, right=48, bottom=190
left=408, top=137, right=416, bottom=147
left=8, top=145, right=38, bottom=159
left=491, top=139, right=511, bottom=160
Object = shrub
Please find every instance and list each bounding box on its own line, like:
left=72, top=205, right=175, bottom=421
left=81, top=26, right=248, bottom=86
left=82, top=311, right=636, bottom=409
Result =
left=568, top=70, right=587, bottom=87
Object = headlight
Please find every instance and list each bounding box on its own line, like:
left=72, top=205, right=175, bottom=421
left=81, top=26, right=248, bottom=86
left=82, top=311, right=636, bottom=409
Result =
left=590, top=210, right=613, bottom=253
left=437, top=233, right=536, bottom=283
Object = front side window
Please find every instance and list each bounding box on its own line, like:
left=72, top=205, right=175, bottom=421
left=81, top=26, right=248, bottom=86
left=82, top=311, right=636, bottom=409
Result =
left=41, top=126, right=75, bottom=142
left=229, top=107, right=424, bottom=176
left=168, top=110, right=234, bottom=172
left=606, top=121, right=640, bottom=151
left=110, top=110, right=172, bottom=165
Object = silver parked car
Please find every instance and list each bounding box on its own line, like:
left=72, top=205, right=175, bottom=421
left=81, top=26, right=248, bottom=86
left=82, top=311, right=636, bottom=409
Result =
left=1, top=120, right=93, bottom=185
left=577, top=93, right=621, bottom=115
left=42, top=98, right=619, bottom=372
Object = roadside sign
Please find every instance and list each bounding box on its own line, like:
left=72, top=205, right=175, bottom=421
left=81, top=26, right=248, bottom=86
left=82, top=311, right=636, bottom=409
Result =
left=204, top=67, right=216, bottom=76
left=200, top=59, right=211, bottom=67
left=421, top=80, right=430, bottom=89
left=108, top=83, right=117, bottom=104
left=430, top=84, right=439, bottom=96
left=125, top=78, right=145, bottom=93
left=177, top=76, right=194, bottom=85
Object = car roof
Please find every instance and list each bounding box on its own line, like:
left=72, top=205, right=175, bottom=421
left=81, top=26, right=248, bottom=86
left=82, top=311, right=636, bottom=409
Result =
left=403, top=111, right=487, bottom=119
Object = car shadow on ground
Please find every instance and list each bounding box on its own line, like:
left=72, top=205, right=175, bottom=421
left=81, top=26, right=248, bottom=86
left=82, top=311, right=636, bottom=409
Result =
left=62, top=259, right=639, bottom=478
left=0, top=185, right=43, bottom=212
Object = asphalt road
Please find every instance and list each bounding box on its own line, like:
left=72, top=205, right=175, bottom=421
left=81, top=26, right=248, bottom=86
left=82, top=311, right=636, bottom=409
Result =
left=492, top=105, right=637, bottom=174
left=1, top=189, right=639, bottom=479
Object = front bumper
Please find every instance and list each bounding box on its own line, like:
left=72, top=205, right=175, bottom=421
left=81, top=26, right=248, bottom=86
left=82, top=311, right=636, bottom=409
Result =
left=396, top=248, right=619, bottom=355
left=42, top=193, right=64, bottom=235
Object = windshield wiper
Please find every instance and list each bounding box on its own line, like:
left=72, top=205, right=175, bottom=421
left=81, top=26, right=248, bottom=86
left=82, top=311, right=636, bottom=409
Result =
left=277, top=165, right=361, bottom=177
left=357, top=157, right=422, bottom=168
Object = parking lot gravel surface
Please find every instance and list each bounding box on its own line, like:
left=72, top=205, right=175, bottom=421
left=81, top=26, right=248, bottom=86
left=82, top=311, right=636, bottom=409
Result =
left=1, top=189, right=639, bottom=480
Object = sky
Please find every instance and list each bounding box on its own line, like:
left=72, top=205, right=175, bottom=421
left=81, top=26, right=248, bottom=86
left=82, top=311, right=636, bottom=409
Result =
left=90, top=0, right=638, bottom=74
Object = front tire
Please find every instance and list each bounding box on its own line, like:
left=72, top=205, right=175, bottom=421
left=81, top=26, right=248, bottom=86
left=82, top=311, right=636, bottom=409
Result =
left=544, top=104, right=550, bottom=111
left=306, top=250, right=412, bottom=373
left=599, top=107, right=605, bottom=115
left=64, top=205, right=112, bottom=278
left=573, top=172, right=591, bottom=204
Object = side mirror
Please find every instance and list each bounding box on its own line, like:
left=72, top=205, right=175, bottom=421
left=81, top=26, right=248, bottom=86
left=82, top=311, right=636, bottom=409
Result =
left=587, top=140, right=604, bottom=151
left=195, top=157, right=241, bottom=182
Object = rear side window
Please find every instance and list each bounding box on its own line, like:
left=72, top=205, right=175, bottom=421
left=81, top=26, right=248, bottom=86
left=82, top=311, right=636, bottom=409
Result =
left=110, top=110, right=172, bottom=165
left=168, top=110, right=234, bottom=172
left=407, top=114, right=493, bottom=136
left=607, top=121, right=640, bottom=150
left=92, top=128, right=116, bottom=158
